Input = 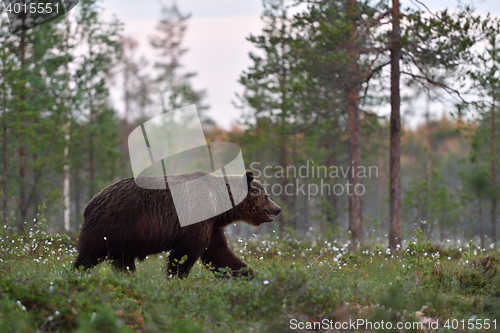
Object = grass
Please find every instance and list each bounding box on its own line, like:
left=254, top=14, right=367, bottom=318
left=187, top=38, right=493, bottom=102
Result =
left=1, top=225, right=500, bottom=332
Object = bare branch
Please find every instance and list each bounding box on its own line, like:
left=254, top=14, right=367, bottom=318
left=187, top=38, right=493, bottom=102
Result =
left=401, top=70, right=469, bottom=103
left=409, top=0, right=437, bottom=17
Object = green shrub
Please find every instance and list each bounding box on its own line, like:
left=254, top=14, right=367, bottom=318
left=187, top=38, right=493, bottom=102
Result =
left=456, top=256, right=500, bottom=296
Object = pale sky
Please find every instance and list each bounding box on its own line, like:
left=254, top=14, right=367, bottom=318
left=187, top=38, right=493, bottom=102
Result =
left=100, top=0, right=500, bottom=129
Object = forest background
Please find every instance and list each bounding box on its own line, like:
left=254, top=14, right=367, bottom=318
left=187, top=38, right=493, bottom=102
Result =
left=0, top=0, right=499, bottom=251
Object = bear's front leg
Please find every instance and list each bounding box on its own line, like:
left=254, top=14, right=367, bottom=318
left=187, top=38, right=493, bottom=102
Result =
left=167, top=245, right=204, bottom=279
left=201, top=227, right=254, bottom=278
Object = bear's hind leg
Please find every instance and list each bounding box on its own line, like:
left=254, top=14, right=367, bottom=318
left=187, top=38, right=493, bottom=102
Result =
left=74, top=252, right=102, bottom=271
left=110, top=254, right=136, bottom=272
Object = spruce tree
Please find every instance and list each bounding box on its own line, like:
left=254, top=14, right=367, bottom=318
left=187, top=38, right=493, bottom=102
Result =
left=150, top=3, right=208, bottom=118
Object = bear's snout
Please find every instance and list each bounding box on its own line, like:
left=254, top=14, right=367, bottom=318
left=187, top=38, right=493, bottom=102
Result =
left=268, top=204, right=282, bottom=217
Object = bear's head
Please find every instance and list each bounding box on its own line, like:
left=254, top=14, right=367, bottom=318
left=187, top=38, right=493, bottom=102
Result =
left=235, top=170, right=282, bottom=227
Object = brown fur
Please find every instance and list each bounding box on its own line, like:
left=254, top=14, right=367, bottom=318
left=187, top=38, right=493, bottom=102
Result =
left=74, top=170, right=282, bottom=278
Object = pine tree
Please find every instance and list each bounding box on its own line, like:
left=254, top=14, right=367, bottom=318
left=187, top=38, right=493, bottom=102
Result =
left=384, top=4, right=479, bottom=250
left=150, top=3, right=208, bottom=117
left=237, top=0, right=306, bottom=232
left=73, top=0, right=123, bottom=198
left=0, top=7, right=23, bottom=225
left=389, top=0, right=402, bottom=251
left=293, top=0, right=387, bottom=243
left=466, top=18, right=500, bottom=247
left=4, top=13, right=73, bottom=227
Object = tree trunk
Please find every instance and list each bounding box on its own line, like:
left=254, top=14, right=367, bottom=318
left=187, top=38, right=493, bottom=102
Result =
left=63, top=119, right=71, bottom=231
left=19, top=30, right=27, bottom=227
left=327, top=132, right=338, bottom=226
left=2, top=48, right=7, bottom=225
left=279, top=38, right=289, bottom=233
left=124, top=66, right=130, bottom=122
left=422, top=98, right=431, bottom=238
left=75, top=170, right=81, bottom=226
left=479, top=200, right=484, bottom=249
left=440, top=211, right=444, bottom=244
left=331, top=151, right=338, bottom=223
left=279, top=135, right=288, bottom=233
left=491, top=94, right=497, bottom=247
left=291, top=127, right=298, bottom=227
left=346, top=0, right=362, bottom=244
left=88, top=85, right=95, bottom=197
left=89, top=110, right=95, bottom=197
left=389, top=0, right=402, bottom=252
left=122, top=48, right=131, bottom=149
left=378, top=154, right=385, bottom=229
left=88, top=35, right=96, bottom=198
left=63, top=13, right=71, bottom=232
left=122, top=59, right=131, bottom=154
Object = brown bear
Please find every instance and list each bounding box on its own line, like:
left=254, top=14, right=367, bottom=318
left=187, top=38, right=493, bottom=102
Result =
left=74, top=170, right=282, bottom=278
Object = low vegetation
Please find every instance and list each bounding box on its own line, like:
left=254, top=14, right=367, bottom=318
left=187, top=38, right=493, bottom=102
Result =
left=1, top=222, right=499, bottom=332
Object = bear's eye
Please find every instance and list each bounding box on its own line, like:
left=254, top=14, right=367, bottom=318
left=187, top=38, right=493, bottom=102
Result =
left=265, top=195, right=268, bottom=199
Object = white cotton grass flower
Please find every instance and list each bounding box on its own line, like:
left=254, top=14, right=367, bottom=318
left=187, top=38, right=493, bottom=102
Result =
left=17, top=300, right=26, bottom=311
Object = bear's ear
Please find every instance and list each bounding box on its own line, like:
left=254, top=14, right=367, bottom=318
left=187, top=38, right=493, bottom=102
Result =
left=245, top=170, right=254, bottom=188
